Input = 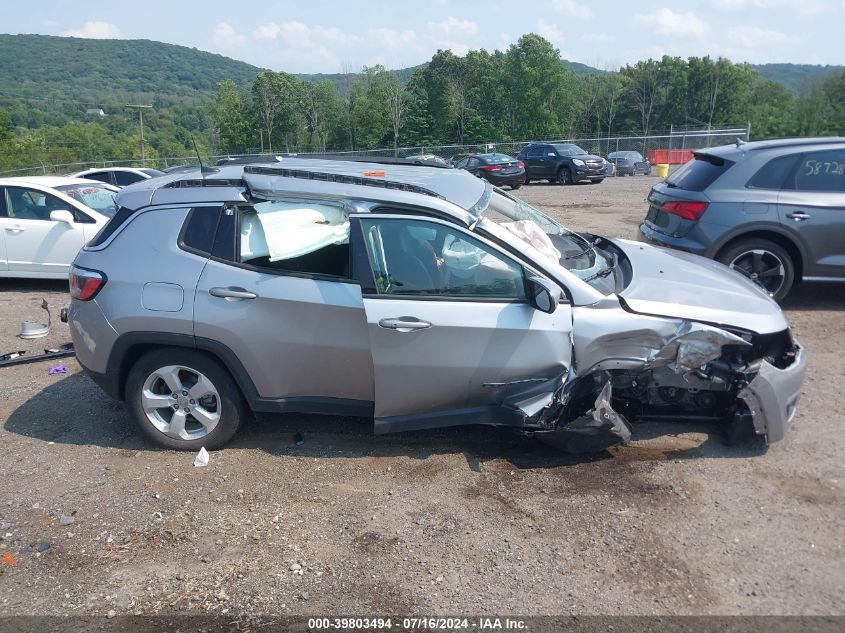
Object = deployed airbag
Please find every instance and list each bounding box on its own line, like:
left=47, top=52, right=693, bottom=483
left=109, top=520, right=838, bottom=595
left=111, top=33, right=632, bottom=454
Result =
left=241, top=201, right=349, bottom=262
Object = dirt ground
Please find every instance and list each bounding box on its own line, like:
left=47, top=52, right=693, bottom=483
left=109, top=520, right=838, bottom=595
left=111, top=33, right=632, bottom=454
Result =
left=0, top=175, right=843, bottom=618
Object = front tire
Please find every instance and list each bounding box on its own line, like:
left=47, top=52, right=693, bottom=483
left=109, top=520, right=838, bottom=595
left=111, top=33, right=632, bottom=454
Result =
left=557, top=168, right=572, bottom=185
left=126, top=349, right=246, bottom=450
left=717, top=238, right=795, bottom=303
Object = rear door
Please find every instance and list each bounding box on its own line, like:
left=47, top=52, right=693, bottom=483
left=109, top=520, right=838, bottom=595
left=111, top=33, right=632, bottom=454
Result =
left=524, top=146, right=550, bottom=179
left=353, top=214, right=571, bottom=431
left=778, top=148, right=845, bottom=279
left=1, top=186, right=87, bottom=275
left=192, top=204, right=374, bottom=408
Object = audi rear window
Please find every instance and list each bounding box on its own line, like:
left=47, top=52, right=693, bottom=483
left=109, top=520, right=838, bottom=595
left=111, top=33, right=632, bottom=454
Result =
left=665, top=153, right=735, bottom=192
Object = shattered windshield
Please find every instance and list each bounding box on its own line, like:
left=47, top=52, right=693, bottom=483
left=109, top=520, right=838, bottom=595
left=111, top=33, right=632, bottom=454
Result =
left=479, top=188, right=619, bottom=293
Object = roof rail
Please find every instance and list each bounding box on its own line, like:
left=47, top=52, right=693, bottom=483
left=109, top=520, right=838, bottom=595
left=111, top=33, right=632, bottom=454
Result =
left=290, top=154, right=452, bottom=169
left=243, top=165, right=446, bottom=199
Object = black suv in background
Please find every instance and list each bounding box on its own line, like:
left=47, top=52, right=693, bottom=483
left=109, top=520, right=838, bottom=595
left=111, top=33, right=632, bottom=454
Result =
left=517, top=142, right=607, bottom=185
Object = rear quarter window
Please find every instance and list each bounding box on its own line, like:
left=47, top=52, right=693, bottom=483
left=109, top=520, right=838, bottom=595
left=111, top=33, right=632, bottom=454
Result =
left=747, top=154, right=801, bottom=189
left=665, top=154, right=734, bottom=192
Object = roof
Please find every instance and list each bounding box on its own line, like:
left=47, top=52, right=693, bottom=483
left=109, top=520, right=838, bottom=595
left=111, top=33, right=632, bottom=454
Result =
left=115, top=157, right=487, bottom=224
left=69, top=167, right=149, bottom=175
left=0, top=176, right=108, bottom=188
left=703, top=136, right=845, bottom=158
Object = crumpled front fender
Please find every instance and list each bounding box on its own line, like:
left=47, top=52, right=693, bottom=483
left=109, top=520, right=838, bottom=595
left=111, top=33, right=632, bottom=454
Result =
left=738, top=344, right=807, bottom=443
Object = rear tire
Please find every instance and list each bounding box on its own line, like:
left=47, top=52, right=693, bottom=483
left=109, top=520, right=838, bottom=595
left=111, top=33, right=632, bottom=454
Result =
left=716, top=238, right=795, bottom=303
left=557, top=168, right=572, bottom=185
left=511, top=184, right=521, bottom=190
left=126, top=349, right=246, bottom=450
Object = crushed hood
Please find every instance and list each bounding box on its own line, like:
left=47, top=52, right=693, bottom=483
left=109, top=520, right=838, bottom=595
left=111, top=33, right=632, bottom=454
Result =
left=615, top=238, right=789, bottom=334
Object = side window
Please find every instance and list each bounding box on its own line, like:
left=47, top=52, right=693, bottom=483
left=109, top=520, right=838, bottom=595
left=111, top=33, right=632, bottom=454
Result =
left=527, top=146, right=545, bottom=158
left=236, top=202, right=351, bottom=278
left=359, top=217, right=527, bottom=300
left=4, top=187, right=65, bottom=221
left=467, top=157, right=480, bottom=169
left=84, top=171, right=112, bottom=184
left=792, top=149, right=845, bottom=193
left=114, top=171, right=145, bottom=186
left=455, top=158, right=468, bottom=169
left=747, top=154, right=800, bottom=190
left=179, top=206, right=221, bottom=255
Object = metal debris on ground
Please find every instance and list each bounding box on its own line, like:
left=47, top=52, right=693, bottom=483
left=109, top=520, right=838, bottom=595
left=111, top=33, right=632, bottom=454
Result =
left=0, top=343, right=75, bottom=369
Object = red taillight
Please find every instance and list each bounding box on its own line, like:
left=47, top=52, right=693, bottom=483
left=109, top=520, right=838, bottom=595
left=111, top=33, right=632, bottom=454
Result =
left=659, top=200, right=709, bottom=221
left=69, top=267, right=106, bottom=301
left=480, top=164, right=502, bottom=172
left=517, top=161, right=525, bottom=169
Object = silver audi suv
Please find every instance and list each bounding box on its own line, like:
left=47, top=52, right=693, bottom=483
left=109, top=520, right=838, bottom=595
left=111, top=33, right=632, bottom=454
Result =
left=67, top=158, right=806, bottom=452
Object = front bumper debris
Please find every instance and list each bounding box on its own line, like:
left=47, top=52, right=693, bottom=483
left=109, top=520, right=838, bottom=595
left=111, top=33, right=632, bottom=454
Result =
left=738, top=344, right=807, bottom=443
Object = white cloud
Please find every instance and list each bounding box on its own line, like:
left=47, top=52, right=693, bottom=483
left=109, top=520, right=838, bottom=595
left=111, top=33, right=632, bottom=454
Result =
left=60, top=21, right=121, bottom=39
left=427, top=17, right=479, bottom=38
left=711, top=0, right=822, bottom=13
left=212, top=22, right=247, bottom=50
left=253, top=23, right=281, bottom=40
left=368, top=27, right=421, bottom=51
left=634, top=9, right=710, bottom=38
left=728, top=26, right=799, bottom=48
left=536, top=18, right=564, bottom=46
left=550, top=0, right=594, bottom=19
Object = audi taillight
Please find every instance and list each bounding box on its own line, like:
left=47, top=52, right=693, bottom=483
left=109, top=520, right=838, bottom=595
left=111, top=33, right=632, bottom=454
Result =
left=480, top=165, right=502, bottom=172
left=69, top=266, right=106, bottom=301
left=659, top=200, right=709, bottom=221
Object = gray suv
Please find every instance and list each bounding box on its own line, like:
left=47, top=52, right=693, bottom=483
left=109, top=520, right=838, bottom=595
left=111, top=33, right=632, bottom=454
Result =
left=639, top=137, right=845, bottom=302
left=67, top=158, right=805, bottom=452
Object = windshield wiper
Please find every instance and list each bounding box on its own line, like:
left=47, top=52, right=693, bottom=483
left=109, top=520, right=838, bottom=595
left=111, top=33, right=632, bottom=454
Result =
left=562, top=241, right=595, bottom=260
left=582, top=252, right=619, bottom=283
left=582, top=267, right=614, bottom=283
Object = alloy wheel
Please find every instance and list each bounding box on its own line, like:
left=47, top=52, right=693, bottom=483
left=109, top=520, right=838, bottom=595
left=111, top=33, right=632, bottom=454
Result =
left=728, top=248, right=786, bottom=297
left=141, top=365, right=221, bottom=440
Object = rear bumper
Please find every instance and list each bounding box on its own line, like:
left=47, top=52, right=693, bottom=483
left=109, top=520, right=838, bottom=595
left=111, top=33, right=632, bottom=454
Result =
left=638, top=222, right=710, bottom=257
left=739, top=344, right=807, bottom=443
left=485, top=172, right=526, bottom=187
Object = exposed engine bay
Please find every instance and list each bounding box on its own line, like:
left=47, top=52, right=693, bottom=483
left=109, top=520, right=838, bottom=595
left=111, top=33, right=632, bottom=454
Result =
left=521, top=316, right=800, bottom=453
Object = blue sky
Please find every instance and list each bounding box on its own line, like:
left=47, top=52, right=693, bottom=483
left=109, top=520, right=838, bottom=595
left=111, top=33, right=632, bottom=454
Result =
left=6, top=0, right=844, bottom=72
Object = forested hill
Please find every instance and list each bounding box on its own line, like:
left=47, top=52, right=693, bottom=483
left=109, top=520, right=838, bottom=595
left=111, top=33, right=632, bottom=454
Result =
left=0, top=34, right=263, bottom=103
left=0, top=34, right=837, bottom=106
left=751, top=63, right=843, bottom=94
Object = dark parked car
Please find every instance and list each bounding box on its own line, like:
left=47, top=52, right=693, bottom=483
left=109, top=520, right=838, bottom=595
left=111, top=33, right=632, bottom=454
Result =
left=608, top=151, right=651, bottom=176
left=517, top=142, right=607, bottom=185
left=638, top=137, right=845, bottom=302
left=454, top=153, right=526, bottom=189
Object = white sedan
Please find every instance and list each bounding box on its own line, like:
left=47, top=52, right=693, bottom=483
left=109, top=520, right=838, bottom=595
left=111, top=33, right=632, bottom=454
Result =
left=67, top=167, right=164, bottom=188
left=0, top=176, right=119, bottom=279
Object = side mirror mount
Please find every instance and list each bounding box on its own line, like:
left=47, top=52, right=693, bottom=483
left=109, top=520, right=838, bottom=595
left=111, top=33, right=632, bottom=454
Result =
left=527, top=276, right=562, bottom=314
left=50, top=210, right=74, bottom=225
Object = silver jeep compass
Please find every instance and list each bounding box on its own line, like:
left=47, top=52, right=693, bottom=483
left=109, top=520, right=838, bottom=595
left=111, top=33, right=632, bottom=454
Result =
left=67, top=158, right=806, bottom=452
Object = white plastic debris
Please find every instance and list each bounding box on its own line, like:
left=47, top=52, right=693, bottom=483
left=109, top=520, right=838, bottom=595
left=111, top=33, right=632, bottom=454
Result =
left=193, top=447, right=209, bottom=468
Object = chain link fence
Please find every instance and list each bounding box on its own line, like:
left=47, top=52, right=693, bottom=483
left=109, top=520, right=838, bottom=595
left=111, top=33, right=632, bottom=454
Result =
left=0, top=125, right=750, bottom=177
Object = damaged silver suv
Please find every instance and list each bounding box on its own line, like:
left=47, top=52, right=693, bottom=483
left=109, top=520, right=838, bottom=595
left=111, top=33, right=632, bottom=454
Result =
left=67, top=158, right=806, bottom=452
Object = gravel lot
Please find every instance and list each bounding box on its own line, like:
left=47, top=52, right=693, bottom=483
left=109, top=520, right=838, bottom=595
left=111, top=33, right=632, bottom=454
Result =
left=0, top=175, right=843, bottom=617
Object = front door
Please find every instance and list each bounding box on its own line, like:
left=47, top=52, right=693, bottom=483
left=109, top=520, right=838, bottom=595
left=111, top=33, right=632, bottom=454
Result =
left=353, top=214, right=572, bottom=431
left=778, top=148, right=845, bottom=279
left=1, top=186, right=87, bottom=275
